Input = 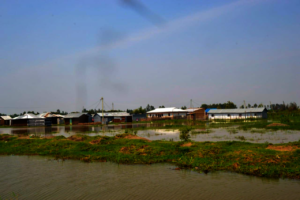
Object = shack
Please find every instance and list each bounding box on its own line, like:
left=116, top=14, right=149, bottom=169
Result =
left=94, top=112, right=132, bottom=123
left=12, top=114, right=45, bottom=126
left=39, top=113, right=64, bottom=125
left=147, top=107, right=199, bottom=119
left=132, top=114, right=147, bottom=121
left=187, top=108, right=206, bottom=120
left=63, top=113, right=89, bottom=125
left=0, top=116, right=11, bottom=126
left=207, top=108, right=268, bottom=120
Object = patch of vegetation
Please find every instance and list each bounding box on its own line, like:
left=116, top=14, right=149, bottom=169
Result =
left=0, top=135, right=300, bottom=179
left=235, top=136, right=246, bottom=141
left=191, top=129, right=213, bottom=135
left=226, top=128, right=238, bottom=134
left=179, top=127, right=192, bottom=141
left=1, top=135, right=300, bottom=179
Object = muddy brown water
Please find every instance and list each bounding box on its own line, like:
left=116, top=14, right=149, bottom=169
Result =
left=0, top=156, right=300, bottom=200
left=1, top=124, right=300, bottom=143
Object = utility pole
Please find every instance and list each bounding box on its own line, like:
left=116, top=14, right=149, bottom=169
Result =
left=190, top=99, right=193, bottom=108
left=112, top=103, right=114, bottom=111
left=244, top=100, right=246, bottom=120
left=100, top=97, right=104, bottom=124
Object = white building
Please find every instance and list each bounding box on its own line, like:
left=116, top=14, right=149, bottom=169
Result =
left=147, top=107, right=198, bottom=118
left=207, top=108, right=268, bottom=120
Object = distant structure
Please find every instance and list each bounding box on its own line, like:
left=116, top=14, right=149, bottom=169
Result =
left=39, top=113, right=64, bottom=125
left=94, top=112, right=132, bottom=124
left=63, top=113, right=89, bottom=125
left=12, top=114, right=45, bottom=126
left=207, top=108, right=268, bottom=119
left=0, top=116, right=11, bottom=126
left=147, top=107, right=205, bottom=120
left=187, top=108, right=206, bottom=120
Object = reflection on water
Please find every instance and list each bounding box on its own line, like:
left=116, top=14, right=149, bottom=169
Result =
left=0, top=155, right=300, bottom=200
left=0, top=124, right=300, bottom=144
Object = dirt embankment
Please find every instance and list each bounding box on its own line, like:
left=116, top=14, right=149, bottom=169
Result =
left=180, top=142, right=192, bottom=147
left=267, top=123, right=288, bottom=127
left=266, top=145, right=299, bottom=151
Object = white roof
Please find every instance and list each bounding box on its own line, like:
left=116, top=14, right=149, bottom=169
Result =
left=1, top=116, right=11, bottom=120
left=96, top=112, right=130, bottom=117
left=13, top=113, right=44, bottom=120
left=147, top=107, right=188, bottom=114
left=97, top=112, right=130, bottom=117
left=208, top=108, right=267, bottom=114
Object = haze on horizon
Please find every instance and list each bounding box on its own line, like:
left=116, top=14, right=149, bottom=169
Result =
left=0, top=0, right=299, bottom=115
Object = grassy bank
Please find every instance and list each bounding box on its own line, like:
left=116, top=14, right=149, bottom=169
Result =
left=1, top=134, right=300, bottom=180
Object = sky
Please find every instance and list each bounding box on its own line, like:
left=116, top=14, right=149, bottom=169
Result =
left=0, top=0, right=299, bottom=114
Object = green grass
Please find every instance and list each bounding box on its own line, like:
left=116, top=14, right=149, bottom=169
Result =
left=1, top=134, right=300, bottom=180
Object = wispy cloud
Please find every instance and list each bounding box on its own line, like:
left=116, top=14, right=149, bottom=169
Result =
left=104, top=0, right=264, bottom=50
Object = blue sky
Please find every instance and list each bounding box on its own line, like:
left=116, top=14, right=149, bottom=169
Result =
left=0, top=0, right=299, bottom=114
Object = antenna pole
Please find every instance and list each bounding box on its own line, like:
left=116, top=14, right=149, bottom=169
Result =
left=101, top=97, right=104, bottom=124
left=244, top=100, right=246, bottom=119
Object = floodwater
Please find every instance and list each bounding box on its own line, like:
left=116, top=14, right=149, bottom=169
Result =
left=1, top=156, right=300, bottom=200
left=138, top=128, right=300, bottom=144
left=0, top=124, right=299, bottom=144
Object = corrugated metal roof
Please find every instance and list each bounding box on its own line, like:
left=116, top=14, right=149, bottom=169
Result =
left=147, top=107, right=188, bottom=114
left=63, top=113, right=86, bottom=118
left=38, top=113, right=49, bottom=118
left=205, top=108, right=217, bottom=113
left=1, top=116, right=11, bottom=120
left=47, top=114, right=64, bottom=118
left=96, top=112, right=130, bottom=117
left=13, top=114, right=44, bottom=120
left=207, top=108, right=266, bottom=114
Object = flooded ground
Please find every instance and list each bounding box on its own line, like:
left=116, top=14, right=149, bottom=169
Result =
left=0, top=155, right=300, bottom=200
left=138, top=128, right=300, bottom=143
left=0, top=124, right=299, bottom=143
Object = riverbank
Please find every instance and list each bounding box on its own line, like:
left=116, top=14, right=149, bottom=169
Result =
left=1, top=134, right=300, bottom=180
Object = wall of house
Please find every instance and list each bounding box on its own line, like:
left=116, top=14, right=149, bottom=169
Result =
left=208, top=112, right=265, bottom=119
left=0, top=118, right=4, bottom=125
left=11, top=119, right=28, bottom=126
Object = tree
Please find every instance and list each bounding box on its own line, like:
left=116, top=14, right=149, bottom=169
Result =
left=247, top=104, right=251, bottom=108
left=258, top=103, right=264, bottom=108
left=132, top=106, right=146, bottom=114
left=181, top=106, right=187, bottom=110
left=288, top=102, right=298, bottom=111
left=146, top=104, right=155, bottom=112
left=240, top=105, right=244, bottom=109
left=159, top=105, right=165, bottom=108
left=201, top=104, right=208, bottom=109
left=253, top=103, right=258, bottom=108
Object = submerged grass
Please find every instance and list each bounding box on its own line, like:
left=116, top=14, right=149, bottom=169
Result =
left=1, top=134, right=300, bottom=180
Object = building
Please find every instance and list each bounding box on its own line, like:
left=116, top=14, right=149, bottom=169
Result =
left=39, top=113, right=64, bottom=125
left=207, top=108, right=268, bottom=120
left=187, top=108, right=206, bottom=120
left=94, top=112, right=132, bottom=123
left=63, top=113, right=89, bottom=125
left=0, top=116, right=12, bottom=126
left=132, top=114, right=147, bottom=121
left=12, top=114, right=45, bottom=126
left=147, top=107, right=198, bottom=119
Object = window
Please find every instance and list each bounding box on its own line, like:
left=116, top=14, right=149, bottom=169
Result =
left=239, top=114, right=242, bottom=117
left=212, top=114, right=214, bottom=117
left=254, top=113, right=257, bottom=116
left=228, top=114, right=231, bottom=117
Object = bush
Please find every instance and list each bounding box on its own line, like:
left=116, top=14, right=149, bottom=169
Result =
left=179, top=127, right=192, bottom=141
